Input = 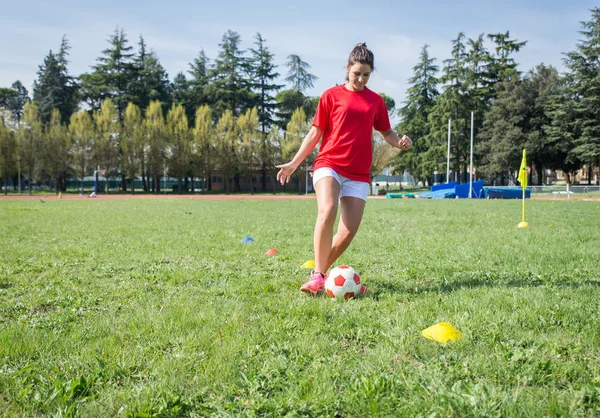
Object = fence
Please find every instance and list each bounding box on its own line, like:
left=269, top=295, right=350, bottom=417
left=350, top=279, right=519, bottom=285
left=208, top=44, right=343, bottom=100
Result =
left=529, top=185, right=600, bottom=198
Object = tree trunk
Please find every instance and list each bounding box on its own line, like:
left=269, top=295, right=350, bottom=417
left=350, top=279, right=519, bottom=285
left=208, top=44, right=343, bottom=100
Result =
left=588, top=165, right=592, bottom=185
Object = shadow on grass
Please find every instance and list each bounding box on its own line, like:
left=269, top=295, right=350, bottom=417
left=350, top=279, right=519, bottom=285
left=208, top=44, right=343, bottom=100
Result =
left=375, top=276, right=600, bottom=295
left=0, top=281, right=11, bottom=290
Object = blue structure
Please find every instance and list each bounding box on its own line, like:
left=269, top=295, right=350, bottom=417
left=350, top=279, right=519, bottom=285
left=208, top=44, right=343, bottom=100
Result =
left=483, top=187, right=530, bottom=199
left=418, top=181, right=484, bottom=199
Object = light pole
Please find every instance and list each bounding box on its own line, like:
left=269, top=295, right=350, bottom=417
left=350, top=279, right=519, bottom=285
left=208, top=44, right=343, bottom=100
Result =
left=17, top=156, right=21, bottom=194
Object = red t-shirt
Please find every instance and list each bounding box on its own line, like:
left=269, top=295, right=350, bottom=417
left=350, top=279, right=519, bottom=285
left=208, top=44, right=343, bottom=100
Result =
left=312, top=85, right=391, bottom=182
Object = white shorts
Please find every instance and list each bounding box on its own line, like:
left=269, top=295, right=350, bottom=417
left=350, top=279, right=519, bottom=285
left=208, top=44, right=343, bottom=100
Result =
left=312, top=167, right=370, bottom=201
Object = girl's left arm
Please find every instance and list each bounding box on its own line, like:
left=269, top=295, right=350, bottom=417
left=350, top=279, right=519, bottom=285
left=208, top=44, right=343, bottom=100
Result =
left=380, top=129, right=412, bottom=151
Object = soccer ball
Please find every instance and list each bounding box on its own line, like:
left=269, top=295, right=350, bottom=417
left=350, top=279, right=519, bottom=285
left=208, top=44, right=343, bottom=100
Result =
left=325, top=265, right=361, bottom=299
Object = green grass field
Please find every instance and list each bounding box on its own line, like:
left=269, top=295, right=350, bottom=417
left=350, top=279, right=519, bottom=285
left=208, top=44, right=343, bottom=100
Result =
left=1, top=198, right=600, bottom=417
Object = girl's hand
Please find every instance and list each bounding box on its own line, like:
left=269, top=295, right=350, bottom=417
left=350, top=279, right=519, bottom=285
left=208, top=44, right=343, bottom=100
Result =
left=275, top=162, right=297, bottom=185
left=398, top=135, right=412, bottom=150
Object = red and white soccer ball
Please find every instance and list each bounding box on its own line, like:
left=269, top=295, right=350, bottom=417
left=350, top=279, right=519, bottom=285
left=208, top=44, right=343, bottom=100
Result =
left=325, top=265, right=361, bottom=299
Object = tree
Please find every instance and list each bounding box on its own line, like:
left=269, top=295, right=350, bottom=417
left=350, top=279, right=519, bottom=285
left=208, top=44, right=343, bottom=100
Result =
left=69, top=110, right=95, bottom=192
left=144, top=100, right=167, bottom=193
left=237, top=107, right=260, bottom=193
left=247, top=33, right=284, bottom=191
left=543, top=74, right=584, bottom=183
left=121, top=103, right=144, bottom=194
left=285, top=54, right=318, bottom=92
left=42, top=109, right=70, bottom=193
left=128, top=36, right=172, bottom=117
left=0, top=118, right=17, bottom=195
left=562, top=8, right=600, bottom=183
left=6, top=81, right=29, bottom=127
left=371, top=134, right=397, bottom=192
left=207, top=30, right=254, bottom=118
left=33, top=36, right=78, bottom=124
left=171, top=72, right=193, bottom=122
left=425, top=33, right=470, bottom=183
left=283, top=108, right=311, bottom=192
left=192, top=105, right=214, bottom=191
left=249, top=33, right=283, bottom=133
left=19, top=102, right=43, bottom=194
left=87, top=28, right=135, bottom=121
left=188, top=49, right=211, bottom=116
left=93, top=99, right=120, bottom=192
left=393, top=45, right=439, bottom=185
left=476, top=75, right=527, bottom=182
left=215, top=109, right=238, bottom=194
left=487, top=31, right=527, bottom=85
left=166, top=104, right=191, bottom=192
left=275, top=89, right=318, bottom=130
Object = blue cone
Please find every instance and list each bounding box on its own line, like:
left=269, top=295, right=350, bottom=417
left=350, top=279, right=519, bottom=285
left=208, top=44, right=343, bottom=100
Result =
left=241, top=237, right=255, bottom=243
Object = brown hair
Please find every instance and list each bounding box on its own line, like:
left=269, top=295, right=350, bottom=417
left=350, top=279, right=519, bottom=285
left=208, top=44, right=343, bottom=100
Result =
left=347, top=42, right=374, bottom=70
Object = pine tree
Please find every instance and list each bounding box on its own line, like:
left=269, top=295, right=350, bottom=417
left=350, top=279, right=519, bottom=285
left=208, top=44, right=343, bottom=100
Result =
left=285, top=55, right=318, bottom=92
left=171, top=72, right=193, bottom=123
left=487, top=31, right=527, bottom=85
left=249, top=33, right=282, bottom=133
left=188, top=49, right=211, bottom=114
left=207, top=30, right=254, bottom=118
left=33, top=36, right=78, bottom=124
left=426, top=33, right=470, bottom=183
left=88, top=28, right=135, bottom=121
left=562, top=8, right=600, bottom=183
left=247, top=33, right=283, bottom=191
left=129, top=36, right=171, bottom=116
left=393, top=45, right=439, bottom=185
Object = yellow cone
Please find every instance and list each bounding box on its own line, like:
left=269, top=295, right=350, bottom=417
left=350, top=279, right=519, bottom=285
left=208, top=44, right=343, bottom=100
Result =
left=518, top=221, right=529, bottom=229
left=300, top=260, right=315, bottom=269
left=422, top=322, right=463, bottom=343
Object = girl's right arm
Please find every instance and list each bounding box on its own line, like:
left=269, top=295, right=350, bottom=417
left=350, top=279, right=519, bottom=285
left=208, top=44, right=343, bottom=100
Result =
left=276, top=126, right=323, bottom=185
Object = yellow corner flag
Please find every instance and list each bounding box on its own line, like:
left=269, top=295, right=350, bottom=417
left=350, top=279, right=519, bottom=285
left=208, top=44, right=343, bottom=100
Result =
left=518, top=149, right=527, bottom=188
left=517, top=149, right=528, bottom=228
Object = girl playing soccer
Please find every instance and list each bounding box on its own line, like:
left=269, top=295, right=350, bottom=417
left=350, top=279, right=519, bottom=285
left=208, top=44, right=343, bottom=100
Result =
left=276, top=42, right=412, bottom=295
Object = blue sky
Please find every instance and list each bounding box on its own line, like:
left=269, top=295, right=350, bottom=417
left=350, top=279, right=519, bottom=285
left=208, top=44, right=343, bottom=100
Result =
left=1, top=1, right=597, bottom=108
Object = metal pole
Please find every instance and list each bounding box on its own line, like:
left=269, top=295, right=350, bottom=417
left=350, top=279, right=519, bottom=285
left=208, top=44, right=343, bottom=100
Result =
left=447, top=118, right=451, bottom=183
left=470, top=112, right=474, bottom=198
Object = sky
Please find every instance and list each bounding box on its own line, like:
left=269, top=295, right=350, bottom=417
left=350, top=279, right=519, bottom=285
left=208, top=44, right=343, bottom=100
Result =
left=1, top=0, right=598, bottom=110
